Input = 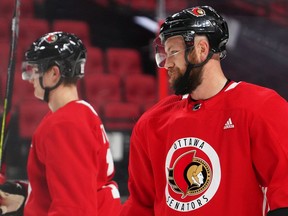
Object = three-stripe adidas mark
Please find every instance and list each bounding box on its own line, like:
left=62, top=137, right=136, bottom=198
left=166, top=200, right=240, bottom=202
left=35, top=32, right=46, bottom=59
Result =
left=224, top=118, right=234, bottom=129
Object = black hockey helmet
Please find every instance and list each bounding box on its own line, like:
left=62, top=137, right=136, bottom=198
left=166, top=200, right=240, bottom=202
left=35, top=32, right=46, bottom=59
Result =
left=22, top=31, right=86, bottom=80
left=154, top=6, right=229, bottom=67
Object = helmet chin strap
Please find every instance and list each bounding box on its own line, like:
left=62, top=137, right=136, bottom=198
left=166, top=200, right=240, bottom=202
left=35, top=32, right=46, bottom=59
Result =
left=174, top=50, right=213, bottom=95
left=39, top=77, right=63, bottom=103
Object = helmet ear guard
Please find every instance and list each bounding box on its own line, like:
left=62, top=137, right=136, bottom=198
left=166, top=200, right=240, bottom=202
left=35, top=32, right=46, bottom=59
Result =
left=57, top=50, right=86, bottom=78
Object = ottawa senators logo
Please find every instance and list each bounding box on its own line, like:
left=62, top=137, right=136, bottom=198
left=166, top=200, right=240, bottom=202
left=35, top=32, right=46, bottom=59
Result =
left=44, top=33, right=58, bottom=43
left=189, top=7, right=206, bottom=17
left=165, top=137, right=221, bottom=212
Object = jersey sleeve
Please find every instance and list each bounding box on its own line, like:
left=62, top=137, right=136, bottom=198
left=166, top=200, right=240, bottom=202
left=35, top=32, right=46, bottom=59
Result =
left=250, top=93, right=288, bottom=211
left=121, top=120, right=155, bottom=216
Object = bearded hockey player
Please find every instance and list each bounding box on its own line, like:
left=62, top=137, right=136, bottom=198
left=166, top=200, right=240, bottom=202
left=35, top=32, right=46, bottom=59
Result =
left=121, top=5, right=288, bottom=216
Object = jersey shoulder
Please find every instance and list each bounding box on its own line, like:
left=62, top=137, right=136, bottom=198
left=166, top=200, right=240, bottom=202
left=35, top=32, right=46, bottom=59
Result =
left=224, top=81, right=287, bottom=113
left=137, top=94, right=185, bottom=124
left=39, top=100, right=101, bottom=130
left=227, top=81, right=284, bottom=103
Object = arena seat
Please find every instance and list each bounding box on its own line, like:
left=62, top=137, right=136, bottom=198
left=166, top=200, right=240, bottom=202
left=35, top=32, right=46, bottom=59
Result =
left=12, top=72, right=35, bottom=107
left=102, top=101, right=141, bottom=131
left=165, top=0, right=189, bottom=13
left=106, top=48, right=143, bottom=77
left=130, top=0, right=156, bottom=12
left=52, top=19, right=92, bottom=46
left=18, top=18, right=50, bottom=50
left=85, top=46, right=105, bottom=75
left=0, top=18, right=10, bottom=44
left=84, top=73, right=122, bottom=107
left=18, top=99, right=48, bottom=139
left=123, top=74, right=157, bottom=107
left=20, top=0, right=35, bottom=18
left=0, top=43, right=10, bottom=80
left=0, top=0, right=14, bottom=18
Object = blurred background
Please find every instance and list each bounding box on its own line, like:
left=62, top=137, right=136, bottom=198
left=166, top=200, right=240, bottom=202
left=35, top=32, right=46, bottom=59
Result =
left=0, top=0, right=287, bottom=198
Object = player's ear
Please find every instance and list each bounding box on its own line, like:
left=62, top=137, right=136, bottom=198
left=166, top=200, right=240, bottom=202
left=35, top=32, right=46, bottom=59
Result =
left=197, top=38, right=209, bottom=61
left=53, top=65, right=61, bottom=76
left=48, top=65, right=61, bottom=83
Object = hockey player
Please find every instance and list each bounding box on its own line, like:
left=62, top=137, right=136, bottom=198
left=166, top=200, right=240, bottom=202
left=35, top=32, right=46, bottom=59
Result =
left=0, top=32, right=122, bottom=215
left=121, top=6, right=288, bottom=216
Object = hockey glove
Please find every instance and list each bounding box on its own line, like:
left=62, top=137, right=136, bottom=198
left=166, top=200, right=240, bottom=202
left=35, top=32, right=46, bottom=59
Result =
left=0, top=182, right=27, bottom=216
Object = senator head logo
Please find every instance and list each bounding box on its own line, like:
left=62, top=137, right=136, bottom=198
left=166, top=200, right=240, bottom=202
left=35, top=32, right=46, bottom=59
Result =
left=44, top=33, right=58, bottom=43
left=190, top=7, right=206, bottom=17
left=168, top=150, right=211, bottom=199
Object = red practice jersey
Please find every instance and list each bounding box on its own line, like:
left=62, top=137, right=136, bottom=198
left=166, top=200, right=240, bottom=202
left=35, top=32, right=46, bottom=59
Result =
left=122, top=81, right=288, bottom=216
left=24, top=100, right=122, bottom=216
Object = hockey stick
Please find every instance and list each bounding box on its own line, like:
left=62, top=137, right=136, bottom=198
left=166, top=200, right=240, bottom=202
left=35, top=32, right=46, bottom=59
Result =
left=0, top=0, right=21, bottom=183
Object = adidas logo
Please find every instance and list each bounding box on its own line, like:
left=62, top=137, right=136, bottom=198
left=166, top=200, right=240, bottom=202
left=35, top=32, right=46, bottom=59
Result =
left=224, top=118, right=234, bottom=129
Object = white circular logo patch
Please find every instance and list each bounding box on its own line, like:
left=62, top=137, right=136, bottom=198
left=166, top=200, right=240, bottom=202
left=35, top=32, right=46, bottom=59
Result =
left=165, top=137, right=221, bottom=212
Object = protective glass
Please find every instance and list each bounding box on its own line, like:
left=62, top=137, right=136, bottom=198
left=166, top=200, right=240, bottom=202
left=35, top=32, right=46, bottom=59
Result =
left=153, top=36, right=192, bottom=68
left=155, top=47, right=190, bottom=68
left=153, top=39, right=166, bottom=68
left=21, top=62, right=44, bottom=81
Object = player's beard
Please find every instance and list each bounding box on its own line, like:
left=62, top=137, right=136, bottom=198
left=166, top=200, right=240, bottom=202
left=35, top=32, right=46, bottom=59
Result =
left=172, top=53, right=203, bottom=95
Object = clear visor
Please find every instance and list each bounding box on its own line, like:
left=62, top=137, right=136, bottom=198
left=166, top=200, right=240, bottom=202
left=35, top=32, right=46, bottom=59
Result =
left=153, top=36, right=167, bottom=68
left=153, top=35, right=193, bottom=68
left=22, top=62, right=44, bottom=81
left=153, top=30, right=197, bottom=68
